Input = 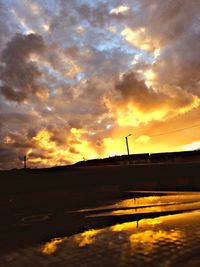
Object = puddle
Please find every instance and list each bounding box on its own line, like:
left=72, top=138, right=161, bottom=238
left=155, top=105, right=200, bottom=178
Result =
left=1, top=191, right=200, bottom=267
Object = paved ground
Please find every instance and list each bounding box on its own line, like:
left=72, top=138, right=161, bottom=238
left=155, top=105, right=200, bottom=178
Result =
left=1, top=191, right=200, bottom=266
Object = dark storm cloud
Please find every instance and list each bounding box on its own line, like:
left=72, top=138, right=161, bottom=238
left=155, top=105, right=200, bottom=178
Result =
left=114, top=71, right=195, bottom=112
left=0, top=33, right=45, bottom=102
left=0, top=112, right=38, bottom=125
left=1, top=85, right=27, bottom=103
left=116, top=72, right=153, bottom=99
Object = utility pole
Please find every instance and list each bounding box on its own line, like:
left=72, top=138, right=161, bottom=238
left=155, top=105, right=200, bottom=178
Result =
left=24, top=155, right=27, bottom=169
left=125, top=134, right=131, bottom=156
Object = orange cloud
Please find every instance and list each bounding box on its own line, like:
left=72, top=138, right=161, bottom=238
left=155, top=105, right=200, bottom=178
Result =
left=28, top=128, right=100, bottom=167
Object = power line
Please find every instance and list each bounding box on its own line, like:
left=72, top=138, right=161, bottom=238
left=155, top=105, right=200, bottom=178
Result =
left=148, top=123, right=200, bottom=138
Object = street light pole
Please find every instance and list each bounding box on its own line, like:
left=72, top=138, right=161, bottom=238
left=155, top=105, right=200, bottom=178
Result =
left=125, top=134, right=131, bottom=156
left=24, top=155, right=27, bottom=169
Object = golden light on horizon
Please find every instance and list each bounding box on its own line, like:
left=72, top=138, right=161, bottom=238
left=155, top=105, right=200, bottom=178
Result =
left=29, top=128, right=100, bottom=167
left=135, top=135, right=151, bottom=143
left=26, top=118, right=200, bottom=167
left=180, top=141, right=200, bottom=151
left=107, top=102, right=168, bottom=127
left=2, top=0, right=200, bottom=170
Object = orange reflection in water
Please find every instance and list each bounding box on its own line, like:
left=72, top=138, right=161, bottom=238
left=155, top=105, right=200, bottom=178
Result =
left=41, top=237, right=64, bottom=255
left=111, top=218, right=162, bottom=232
left=111, top=216, right=185, bottom=256
left=38, top=209, right=200, bottom=266
left=41, top=229, right=103, bottom=254
left=74, top=229, right=103, bottom=247
left=39, top=193, right=200, bottom=264
left=86, top=192, right=200, bottom=217
left=41, top=229, right=102, bottom=255
left=129, top=229, right=183, bottom=255
left=117, top=193, right=200, bottom=209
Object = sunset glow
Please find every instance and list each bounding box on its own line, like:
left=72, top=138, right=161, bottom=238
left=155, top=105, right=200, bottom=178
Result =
left=1, top=0, right=200, bottom=169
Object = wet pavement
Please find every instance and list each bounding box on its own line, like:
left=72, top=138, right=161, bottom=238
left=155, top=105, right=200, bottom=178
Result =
left=1, top=191, right=200, bottom=266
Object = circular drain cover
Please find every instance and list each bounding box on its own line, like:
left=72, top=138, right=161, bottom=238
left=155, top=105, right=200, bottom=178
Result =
left=21, top=214, right=50, bottom=223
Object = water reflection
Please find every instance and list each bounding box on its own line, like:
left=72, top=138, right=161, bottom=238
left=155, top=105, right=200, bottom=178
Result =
left=111, top=219, right=184, bottom=256
left=92, top=200, right=200, bottom=216
left=85, top=191, right=200, bottom=217
left=2, top=192, right=200, bottom=267
left=129, top=229, right=184, bottom=255
left=37, top=210, right=200, bottom=266
left=74, top=229, right=103, bottom=247
left=41, top=229, right=103, bottom=255
left=39, top=192, right=200, bottom=265
left=42, top=237, right=64, bottom=255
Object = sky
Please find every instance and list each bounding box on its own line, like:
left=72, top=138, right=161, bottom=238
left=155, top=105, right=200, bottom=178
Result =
left=1, top=0, right=200, bottom=169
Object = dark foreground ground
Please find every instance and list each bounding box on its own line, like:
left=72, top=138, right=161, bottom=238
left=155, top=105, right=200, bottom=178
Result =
left=0, top=162, right=200, bottom=266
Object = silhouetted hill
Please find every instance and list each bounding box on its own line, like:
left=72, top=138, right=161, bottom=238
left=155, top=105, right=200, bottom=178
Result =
left=74, top=149, right=200, bottom=167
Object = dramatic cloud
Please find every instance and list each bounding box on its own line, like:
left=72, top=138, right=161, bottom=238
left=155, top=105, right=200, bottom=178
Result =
left=1, top=0, right=200, bottom=169
left=0, top=33, right=45, bottom=102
